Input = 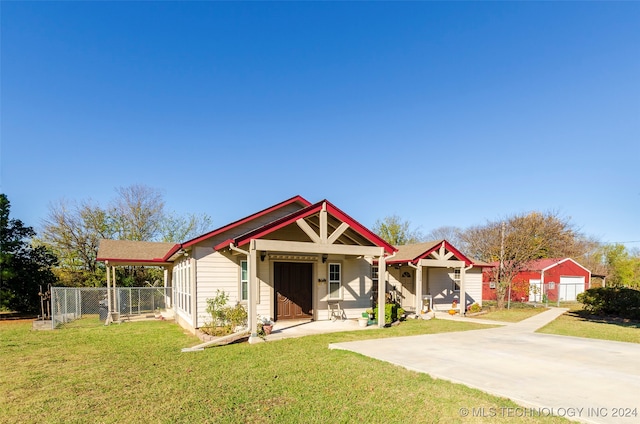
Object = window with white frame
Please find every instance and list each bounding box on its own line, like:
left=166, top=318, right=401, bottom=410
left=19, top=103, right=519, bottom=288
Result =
left=328, top=263, right=342, bottom=300
left=240, top=260, right=248, bottom=301
left=452, top=269, right=461, bottom=292
left=371, top=265, right=379, bottom=281
left=172, top=259, right=192, bottom=318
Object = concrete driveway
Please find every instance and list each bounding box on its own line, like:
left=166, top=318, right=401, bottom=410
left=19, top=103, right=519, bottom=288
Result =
left=330, top=308, right=640, bottom=424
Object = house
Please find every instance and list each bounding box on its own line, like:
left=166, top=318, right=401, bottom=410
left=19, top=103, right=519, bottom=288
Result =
left=482, top=258, right=591, bottom=302
left=382, top=241, right=487, bottom=313
left=97, top=196, right=483, bottom=341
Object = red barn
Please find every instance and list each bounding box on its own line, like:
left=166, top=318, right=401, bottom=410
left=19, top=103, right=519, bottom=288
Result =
left=483, top=258, right=591, bottom=302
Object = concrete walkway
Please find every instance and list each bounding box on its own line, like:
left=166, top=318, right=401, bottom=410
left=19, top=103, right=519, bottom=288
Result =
left=330, top=308, right=640, bottom=424
left=265, top=318, right=374, bottom=341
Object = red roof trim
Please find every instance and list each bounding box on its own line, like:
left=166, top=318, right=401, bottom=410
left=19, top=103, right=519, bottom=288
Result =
left=162, top=195, right=310, bottom=260
left=234, top=200, right=396, bottom=254
left=323, top=200, right=396, bottom=254
left=386, top=240, right=474, bottom=266
left=213, top=238, right=235, bottom=252
left=98, top=257, right=170, bottom=264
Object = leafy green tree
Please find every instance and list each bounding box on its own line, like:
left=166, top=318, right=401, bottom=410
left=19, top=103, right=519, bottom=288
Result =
left=0, top=194, right=57, bottom=312
left=372, top=215, right=423, bottom=246
left=601, top=244, right=637, bottom=288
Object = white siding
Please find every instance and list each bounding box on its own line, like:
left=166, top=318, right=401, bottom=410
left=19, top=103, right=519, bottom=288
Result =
left=195, top=247, right=239, bottom=328
left=316, top=257, right=373, bottom=320
left=427, top=267, right=483, bottom=310
left=257, top=258, right=272, bottom=319
left=427, top=268, right=457, bottom=310
left=465, top=268, right=483, bottom=307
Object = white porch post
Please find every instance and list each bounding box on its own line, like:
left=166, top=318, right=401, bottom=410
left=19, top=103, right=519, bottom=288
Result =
left=106, top=261, right=112, bottom=315
left=248, top=240, right=260, bottom=344
left=163, top=267, right=171, bottom=308
left=112, top=266, right=117, bottom=313
left=377, top=250, right=386, bottom=328
left=415, top=265, right=423, bottom=313
left=460, top=265, right=466, bottom=315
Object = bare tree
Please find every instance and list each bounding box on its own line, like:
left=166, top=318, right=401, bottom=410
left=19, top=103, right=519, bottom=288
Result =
left=461, top=211, right=584, bottom=308
left=110, top=184, right=165, bottom=241
left=161, top=211, right=212, bottom=243
left=424, top=225, right=464, bottom=247
left=41, top=199, right=113, bottom=273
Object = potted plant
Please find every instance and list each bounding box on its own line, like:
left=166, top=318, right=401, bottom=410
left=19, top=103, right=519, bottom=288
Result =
left=258, top=316, right=274, bottom=335
left=358, top=312, right=369, bottom=327
left=366, top=308, right=374, bottom=320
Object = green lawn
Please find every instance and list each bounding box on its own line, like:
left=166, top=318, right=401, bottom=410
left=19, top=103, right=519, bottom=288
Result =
left=537, top=306, right=640, bottom=344
left=0, top=318, right=567, bottom=423
left=472, top=303, right=548, bottom=322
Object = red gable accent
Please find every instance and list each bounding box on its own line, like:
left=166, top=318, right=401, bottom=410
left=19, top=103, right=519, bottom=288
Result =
left=163, top=195, right=311, bottom=260
left=232, top=199, right=396, bottom=254
left=387, top=240, right=475, bottom=266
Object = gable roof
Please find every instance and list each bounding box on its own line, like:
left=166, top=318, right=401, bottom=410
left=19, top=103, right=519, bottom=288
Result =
left=162, top=195, right=311, bottom=260
left=386, top=240, right=477, bottom=266
left=97, top=239, right=176, bottom=265
left=215, top=199, right=396, bottom=254
left=485, top=257, right=591, bottom=273
left=524, top=257, right=591, bottom=273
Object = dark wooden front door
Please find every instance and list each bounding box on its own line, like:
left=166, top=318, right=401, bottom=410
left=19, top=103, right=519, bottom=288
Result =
left=274, top=262, right=313, bottom=320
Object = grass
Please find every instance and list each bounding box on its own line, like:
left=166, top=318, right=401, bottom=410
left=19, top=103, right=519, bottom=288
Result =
left=0, top=317, right=568, bottom=423
left=472, top=302, right=548, bottom=323
left=538, top=304, right=640, bottom=344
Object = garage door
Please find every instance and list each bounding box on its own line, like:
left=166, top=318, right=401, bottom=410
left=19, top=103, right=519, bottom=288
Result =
left=559, top=276, right=585, bottom=301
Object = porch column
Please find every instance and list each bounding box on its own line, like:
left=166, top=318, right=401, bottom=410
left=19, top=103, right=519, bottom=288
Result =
left=163, top=267, right=171, bottom=308
left=112, top=266, right=117, bottom=313
left=460, top=265, right=466, bottom=315
left=106, top=262, right=112, bottom=315
left=248, top=240, right=260, bottom=344
left=415, top=265, right=423, bottom=313
left=377, top=250, right=386, bottom=328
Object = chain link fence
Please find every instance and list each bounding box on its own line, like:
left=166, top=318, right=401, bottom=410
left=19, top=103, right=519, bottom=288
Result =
left=51, top=287, right=172, bottom=329
left=484, top=280, right=587, bottom=305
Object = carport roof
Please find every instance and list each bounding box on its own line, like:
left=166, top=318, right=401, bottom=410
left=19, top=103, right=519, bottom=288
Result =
left=97, top=239, right=176, bottom=266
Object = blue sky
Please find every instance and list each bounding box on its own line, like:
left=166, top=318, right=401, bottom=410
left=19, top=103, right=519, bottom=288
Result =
left=1, top=1, right=639, bottom=247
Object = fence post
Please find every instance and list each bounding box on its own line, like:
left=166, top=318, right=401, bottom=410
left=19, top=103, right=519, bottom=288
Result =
left=64, top=289, right=68, bottom=323
left=50, top=289, right=56, bottom=329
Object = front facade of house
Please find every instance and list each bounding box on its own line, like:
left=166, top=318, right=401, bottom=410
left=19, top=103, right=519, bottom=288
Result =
left=482, top=258, right=591, bottom=302
left=97, top=196, right=484, bottom=339
left=383, top=241, right=485, bottom=313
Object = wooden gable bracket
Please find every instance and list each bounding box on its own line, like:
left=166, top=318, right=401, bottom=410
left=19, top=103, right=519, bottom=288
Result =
left=431, top=242, right=454, bottom=261
left=296, top=218, right=321, bottom=243
left=295, top=202, right=350, bottom=246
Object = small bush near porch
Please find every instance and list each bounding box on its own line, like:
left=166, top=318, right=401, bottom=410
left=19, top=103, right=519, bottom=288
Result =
left=0, top=318, right=570, bottom=423
left=200, top=290, right=248, bottom=336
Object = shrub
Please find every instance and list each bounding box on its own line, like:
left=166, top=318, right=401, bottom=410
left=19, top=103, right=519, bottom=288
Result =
left=468, top=303, right=482, bottom=314
left=578, top=287, right=640, bottom=320
left=202, top=290, right=248, bottom=335
left=374, top=303, right=402, bottom=324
